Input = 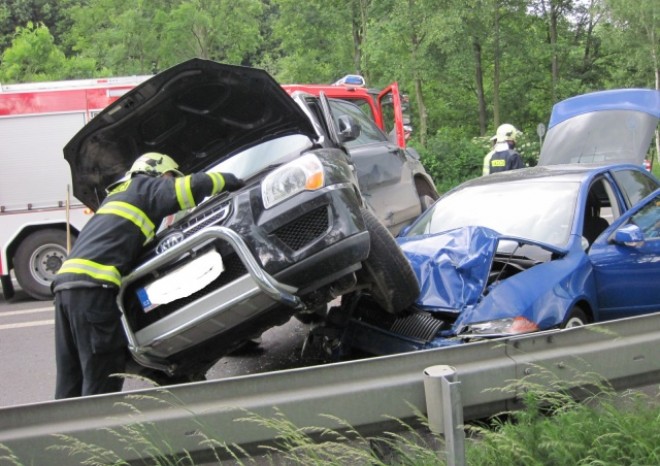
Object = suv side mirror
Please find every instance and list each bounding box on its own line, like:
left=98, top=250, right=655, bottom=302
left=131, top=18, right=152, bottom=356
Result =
left=613, top=224, right=644, bottom=247
left=337, top=115, right=361, bottom=143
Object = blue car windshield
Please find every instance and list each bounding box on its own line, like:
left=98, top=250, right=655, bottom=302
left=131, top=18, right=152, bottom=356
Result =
left=407, top=180, right=580, bottom=247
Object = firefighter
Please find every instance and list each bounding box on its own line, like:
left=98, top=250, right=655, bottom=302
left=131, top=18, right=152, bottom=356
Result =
left=482, top=135, right=497, bottom=176
left=488, top=123, right=525, bottom=174
left=52, top=152, right=244, bottom=399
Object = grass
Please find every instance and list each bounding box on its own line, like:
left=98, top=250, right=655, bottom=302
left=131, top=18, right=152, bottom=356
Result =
left=1, top=372, right=660, bottom=466
left=465, top=373, right=660, bottom=466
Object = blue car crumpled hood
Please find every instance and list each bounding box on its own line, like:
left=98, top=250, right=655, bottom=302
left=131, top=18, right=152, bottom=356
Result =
left=397, top=226, right=500, bottom=312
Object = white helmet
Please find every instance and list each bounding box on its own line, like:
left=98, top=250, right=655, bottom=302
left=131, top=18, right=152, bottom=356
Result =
left=495, top=124, right=520, bottom=143
left=127, top=152, right=184, bottom=177
left=106, top=152, right=183, bottom=192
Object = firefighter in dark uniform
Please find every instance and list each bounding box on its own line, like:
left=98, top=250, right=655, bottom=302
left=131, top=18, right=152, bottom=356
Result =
left=489, top=123, right=525, bottom=174
left=52, top=152, right=243, bottom=399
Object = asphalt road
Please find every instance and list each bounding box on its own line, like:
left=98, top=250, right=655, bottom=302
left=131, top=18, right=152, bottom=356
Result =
left=0, top=285, right=332, bottom=408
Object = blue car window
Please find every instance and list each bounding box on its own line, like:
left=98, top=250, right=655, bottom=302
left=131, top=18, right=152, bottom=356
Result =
left=631, top=193, right=660, bottom=239
left=611, top=169, right=659, bottom=208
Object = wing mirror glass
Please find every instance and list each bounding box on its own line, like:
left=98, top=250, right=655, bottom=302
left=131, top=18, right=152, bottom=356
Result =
left=337, top=115, right=361, bottom=143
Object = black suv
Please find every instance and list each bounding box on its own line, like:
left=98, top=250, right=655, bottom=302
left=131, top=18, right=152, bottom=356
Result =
left=64, top=59, right=421, bottom=380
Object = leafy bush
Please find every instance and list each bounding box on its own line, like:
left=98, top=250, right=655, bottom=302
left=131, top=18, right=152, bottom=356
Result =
left=415, top=129, right=485, bottom=194
left=416, top=128, right=542, bottom=195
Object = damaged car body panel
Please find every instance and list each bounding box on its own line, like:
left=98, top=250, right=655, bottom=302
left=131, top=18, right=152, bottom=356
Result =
left=340, top=89, right=660, bottom=356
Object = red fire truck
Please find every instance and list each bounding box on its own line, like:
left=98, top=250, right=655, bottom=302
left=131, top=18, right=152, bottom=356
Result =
left=282, top=74, right=413, bottom=148
left=0, top=75, right=150, bottom=300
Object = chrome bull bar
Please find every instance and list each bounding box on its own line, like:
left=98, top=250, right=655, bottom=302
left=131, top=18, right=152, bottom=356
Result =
left=117, top=226, right=304, bottom=372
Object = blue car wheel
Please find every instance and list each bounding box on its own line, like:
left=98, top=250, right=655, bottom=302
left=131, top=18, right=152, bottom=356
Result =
left=562, top=307, right=589, bottom=328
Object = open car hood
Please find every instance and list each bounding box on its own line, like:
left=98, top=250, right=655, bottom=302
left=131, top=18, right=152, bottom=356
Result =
left=397, top=226, right=500, bottom=312
left=539, top=88, right=660, bottom=166
left=64, top=58, right=317, bottom=210
left=398, top=226, right=566, bottom=312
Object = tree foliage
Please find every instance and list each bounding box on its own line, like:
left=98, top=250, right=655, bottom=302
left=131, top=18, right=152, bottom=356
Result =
left=0, top=0, right=657, bottom=187
left=0, top=21, right=94, bottom=81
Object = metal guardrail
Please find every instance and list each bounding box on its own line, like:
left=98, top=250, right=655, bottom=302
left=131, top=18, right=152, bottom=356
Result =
left=1, top=312, right=660, bottom=464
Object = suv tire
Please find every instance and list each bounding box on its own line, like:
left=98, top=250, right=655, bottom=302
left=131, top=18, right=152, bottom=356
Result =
left=359, top=208, right=419, bottom=315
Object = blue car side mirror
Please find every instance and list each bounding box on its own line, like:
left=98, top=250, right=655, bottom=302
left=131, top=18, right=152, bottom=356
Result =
left=613, top=224, right=644, bottom=247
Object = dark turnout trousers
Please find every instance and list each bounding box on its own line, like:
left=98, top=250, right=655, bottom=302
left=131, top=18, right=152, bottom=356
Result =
left=54, top=287, right=128, bottom=399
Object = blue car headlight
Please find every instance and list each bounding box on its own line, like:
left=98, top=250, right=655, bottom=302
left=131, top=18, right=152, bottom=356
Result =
left=461, top=316, right=539, bottom=338
left=262, top=154, right=325, bottom=209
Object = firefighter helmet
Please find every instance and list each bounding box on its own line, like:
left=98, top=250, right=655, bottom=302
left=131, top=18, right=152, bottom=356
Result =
left=495, top=124, right=520, bottom=143
left=128, top=152, right=184, bottom=177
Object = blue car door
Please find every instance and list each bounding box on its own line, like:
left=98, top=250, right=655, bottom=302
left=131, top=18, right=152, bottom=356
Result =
left=589, top=190, right=660, bottom=320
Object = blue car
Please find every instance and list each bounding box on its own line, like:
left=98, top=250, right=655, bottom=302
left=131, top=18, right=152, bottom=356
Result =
left=341, top=88, right=660, bottom=355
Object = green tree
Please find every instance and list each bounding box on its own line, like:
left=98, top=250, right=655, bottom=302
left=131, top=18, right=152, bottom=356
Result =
left=363, top=0, right=449, bottom=147
left=270, top=0, right=355, bottom=83
left=157, top=0, right=263, bottom=67
left=0, top=22, right=90, bottom=82
left=66, top=0, right=264, bottom=75
left=605, top=0, right=659, bottom=89
left=0, top=22, right=98, bottom=82
left=0, top=0, right=85, bottom=52
left=66, top=0, right=168, bottom=75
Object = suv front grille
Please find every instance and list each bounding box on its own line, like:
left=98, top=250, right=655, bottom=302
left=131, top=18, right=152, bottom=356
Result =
left=182, top=201, right=231, bottom=237
left=272, top=206, right=329, bottom=250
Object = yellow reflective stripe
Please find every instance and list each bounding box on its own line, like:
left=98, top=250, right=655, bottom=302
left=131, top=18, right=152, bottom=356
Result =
left=208, top=172, right=226, bottom=195
left=175, top=176, right=196, bottom=210
left=58, top=259, right=121, bottom=287
left=97, top=201, right=156, bottom=243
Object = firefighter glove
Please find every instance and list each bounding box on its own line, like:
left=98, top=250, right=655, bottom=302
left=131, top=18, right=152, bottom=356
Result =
left=221, top=173, right=245, bottom=192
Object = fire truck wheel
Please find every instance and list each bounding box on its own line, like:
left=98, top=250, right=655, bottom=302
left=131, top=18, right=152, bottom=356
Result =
left=14, top=229, right=72, bottom=301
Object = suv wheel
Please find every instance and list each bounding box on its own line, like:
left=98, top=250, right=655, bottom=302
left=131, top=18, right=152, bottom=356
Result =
left=415, top=179, right=438, bottom=212
left=359, top=208, right=419, bottom=315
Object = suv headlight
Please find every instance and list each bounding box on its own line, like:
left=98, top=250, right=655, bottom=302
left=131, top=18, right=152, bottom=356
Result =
left=262, top=154, right=325, bottom=209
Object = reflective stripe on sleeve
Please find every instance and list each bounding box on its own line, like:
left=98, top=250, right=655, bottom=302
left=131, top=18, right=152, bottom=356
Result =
left=57, top=259, right=121, bottom=287
left=175, top=176, right=196, bottom=210
left=97, top=201, right=156, bottom=243
left=207, top=172, right=226, bottom=195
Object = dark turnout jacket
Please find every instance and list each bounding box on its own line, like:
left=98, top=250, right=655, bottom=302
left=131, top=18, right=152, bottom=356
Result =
left=53, top=172, right=226, bottom=291
left=489, top=148, right=525, bottom=173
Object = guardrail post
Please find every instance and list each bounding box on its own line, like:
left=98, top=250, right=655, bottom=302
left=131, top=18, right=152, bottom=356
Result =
left=424, top=365, right=465, bottom=466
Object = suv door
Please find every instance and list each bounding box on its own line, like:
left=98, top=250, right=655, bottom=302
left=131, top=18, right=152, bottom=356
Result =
left=589, top=189, right=660, bottom=320
left=328, top=98, right=421, bottom=235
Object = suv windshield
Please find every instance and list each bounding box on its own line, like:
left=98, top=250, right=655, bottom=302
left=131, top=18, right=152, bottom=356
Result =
left=207, top=134, right=313, bottom=179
